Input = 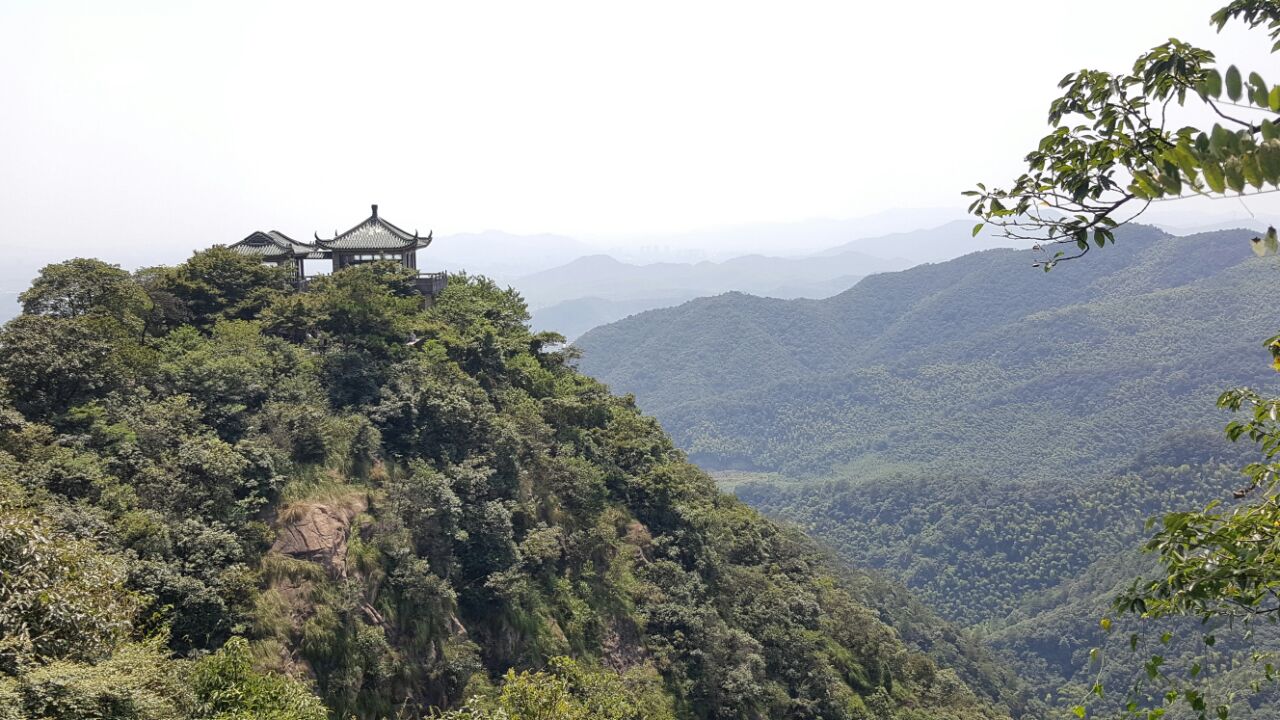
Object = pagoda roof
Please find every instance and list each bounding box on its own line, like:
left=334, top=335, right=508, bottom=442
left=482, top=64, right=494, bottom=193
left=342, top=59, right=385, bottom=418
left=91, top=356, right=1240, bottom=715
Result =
left=228, top=230, right=317, bottom=258
left=314, top=205, right=432, bottom=251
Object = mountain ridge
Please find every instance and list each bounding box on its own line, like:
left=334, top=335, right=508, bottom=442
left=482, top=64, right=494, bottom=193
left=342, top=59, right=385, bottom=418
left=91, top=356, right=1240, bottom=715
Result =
left=575, top=226, right=1280, bottom=480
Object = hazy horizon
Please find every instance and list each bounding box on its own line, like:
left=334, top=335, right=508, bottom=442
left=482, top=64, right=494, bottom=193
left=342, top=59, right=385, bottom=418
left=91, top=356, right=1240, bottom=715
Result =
left=4, top=1, right=1280, bottom=294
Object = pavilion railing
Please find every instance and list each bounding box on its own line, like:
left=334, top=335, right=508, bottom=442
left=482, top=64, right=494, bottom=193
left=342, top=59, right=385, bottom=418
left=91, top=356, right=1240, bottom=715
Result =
left=296, top=271, right=448, bottom=296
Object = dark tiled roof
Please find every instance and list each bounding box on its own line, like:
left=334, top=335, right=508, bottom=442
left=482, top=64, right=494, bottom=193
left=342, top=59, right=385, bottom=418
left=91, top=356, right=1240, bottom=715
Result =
left=314, top=205, right=433, bottom=251
left=228, top=230, right=317, bottom=258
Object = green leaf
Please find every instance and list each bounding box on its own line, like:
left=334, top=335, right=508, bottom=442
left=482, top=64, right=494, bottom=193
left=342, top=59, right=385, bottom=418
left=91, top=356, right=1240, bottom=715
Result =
left=1203, top=161, right=1227, bottom=193
left=1134, top=171, right=1163, bottom=198
left=1211, top=124, right=1234, bottom=154
left=1259, top=142, right=1280, bottom=184
left=1072, top=706, right=1086, bottom=719
left=1243, top=152, right=1265, bottom=188
left=971, top=223, right=984, bottom=237
left=1205, top=68, right=1223, bottom=97
left=1173, top=144, right=1200, bottom=177
left=1252, top=72, right=1270, bottom=106
left=1227, top=65, right=1243, bottom=101
left=1224, top=158, right=1246, bottom=192
left=1270, top=86, right=1280, bottom=111
left=1265, top=119, right=1280, bottom=141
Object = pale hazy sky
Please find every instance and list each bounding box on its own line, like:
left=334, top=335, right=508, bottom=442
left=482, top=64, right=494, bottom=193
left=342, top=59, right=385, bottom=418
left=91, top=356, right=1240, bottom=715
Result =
left=0, top=0, right=1276, bottom=278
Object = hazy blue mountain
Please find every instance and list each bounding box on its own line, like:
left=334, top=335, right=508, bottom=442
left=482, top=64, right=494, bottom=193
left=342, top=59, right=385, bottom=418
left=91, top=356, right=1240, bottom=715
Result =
left=530, top=294, right=701, bottom=340
left=574, top=224, right=1280, bottom=712
left=575, top=225, right=1279, bottom=482
left=512, top=250, right=903, bottom=312
left=524, top=293, right=696, bottom=340
left=814, top=219, right=1039, bottom=263
left=430, top=230, right=596, bottom=277
left=513, top=218, right=1049, bottom=339
left=594, top=207, right=969, bottom=260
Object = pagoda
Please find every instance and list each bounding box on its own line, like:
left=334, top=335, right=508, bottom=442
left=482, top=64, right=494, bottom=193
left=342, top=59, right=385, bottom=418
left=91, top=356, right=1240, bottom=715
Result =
left=226, top=205, right=447, bottom=296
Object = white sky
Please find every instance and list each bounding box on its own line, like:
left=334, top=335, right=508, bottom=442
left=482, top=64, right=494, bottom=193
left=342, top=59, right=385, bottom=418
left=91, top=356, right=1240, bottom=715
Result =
left=0, top=0, right=1276, bottom=277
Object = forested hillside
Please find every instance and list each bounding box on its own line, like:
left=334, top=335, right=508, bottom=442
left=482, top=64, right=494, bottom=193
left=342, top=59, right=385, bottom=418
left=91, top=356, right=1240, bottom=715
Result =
left=0, top=252, right=1017, bottom=720
left=575, top=225, right=1280, bottom=715
left=576, top=226, right=1280, bottom=481
left=736, top=445, right=1280, bottom=714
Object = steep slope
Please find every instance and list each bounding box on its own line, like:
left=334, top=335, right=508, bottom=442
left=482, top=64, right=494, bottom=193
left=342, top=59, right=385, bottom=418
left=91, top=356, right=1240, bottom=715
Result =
left=0, top=252, right=1017, bottom=720
left=576, top=226, right=1280, bottom=480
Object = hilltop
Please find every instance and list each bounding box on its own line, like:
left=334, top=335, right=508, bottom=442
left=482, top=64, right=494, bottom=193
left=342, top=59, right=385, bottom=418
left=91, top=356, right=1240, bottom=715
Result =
left=0, top=251, right=1017, bottom=719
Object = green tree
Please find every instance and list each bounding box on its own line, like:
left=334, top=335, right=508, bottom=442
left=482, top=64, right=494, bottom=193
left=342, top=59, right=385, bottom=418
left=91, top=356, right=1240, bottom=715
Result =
left=188, top=637, right=327, bottom=720
left=159, top=247, right=293, bottom=328
left=433, top=656, right=675, bottom=720
left=0, top=486, right=141, bottom=670
left=305, top=260, right=422, bottom=347
left=20, top=258, right=152, bottom=327
left=0, top=315, right=137, bottom=419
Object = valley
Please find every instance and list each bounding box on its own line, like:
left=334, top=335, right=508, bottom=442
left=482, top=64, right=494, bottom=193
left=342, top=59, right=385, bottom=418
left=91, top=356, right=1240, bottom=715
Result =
left=575, top=224, right=1280, bottom=715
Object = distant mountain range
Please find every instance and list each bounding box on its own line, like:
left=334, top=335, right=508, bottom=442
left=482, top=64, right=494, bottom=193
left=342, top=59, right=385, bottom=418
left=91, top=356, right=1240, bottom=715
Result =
left=515, top=251, right=909, bottom=338
left=588, top=207, right=968, bottom=260
left=572, top=224, right=1280, bottom=711
left=811, top=219, right=1036, bottom=263
left=574, top=225, right=1280, bottom=481
left=514, top=219, right=1046, bottom=339
left=428, top=230, right=594, bottom=278
left=0, top=215, right=1046, bottom=333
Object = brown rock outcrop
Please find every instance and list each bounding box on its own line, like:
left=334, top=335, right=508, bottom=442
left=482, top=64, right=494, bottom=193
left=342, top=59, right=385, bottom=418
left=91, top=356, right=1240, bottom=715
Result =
left=271, top=496, right=368, bottom=576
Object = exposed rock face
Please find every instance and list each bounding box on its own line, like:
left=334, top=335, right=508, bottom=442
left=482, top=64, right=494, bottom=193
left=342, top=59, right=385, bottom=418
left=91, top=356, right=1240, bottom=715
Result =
left=602, top=619, right=649, bottom=671
left=272, top=496, right=368, bottom=576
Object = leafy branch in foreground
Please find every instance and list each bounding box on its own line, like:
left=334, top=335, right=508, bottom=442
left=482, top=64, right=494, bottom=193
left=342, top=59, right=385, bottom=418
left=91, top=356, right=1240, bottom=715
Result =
left=1120, top=378, right=1280, bottom=623
left=1071, top=373, right=1280, bottom=720
left=967, top=1, right=1280, bottom=269
left=971, top=3, right=1280, bottom=718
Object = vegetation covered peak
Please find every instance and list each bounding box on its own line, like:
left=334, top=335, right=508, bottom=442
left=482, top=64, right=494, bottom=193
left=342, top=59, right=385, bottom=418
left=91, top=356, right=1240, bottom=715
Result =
left=0, top=249, right=1014, bottom=719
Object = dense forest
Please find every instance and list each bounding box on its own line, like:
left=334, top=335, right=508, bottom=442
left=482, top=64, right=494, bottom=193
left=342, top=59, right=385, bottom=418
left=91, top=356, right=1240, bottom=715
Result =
left=576, top=225, right=1280, bottom=716
left=736, top=445, right=1280, bottom=715
left=0, top=251, right=1020, bottom=719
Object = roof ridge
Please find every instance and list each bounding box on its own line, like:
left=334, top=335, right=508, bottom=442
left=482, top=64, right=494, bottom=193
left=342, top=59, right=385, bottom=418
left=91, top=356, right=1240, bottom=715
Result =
left=267, top=229, right=316, bottom=250
left=374, top=215, right=417, bottom=240
left=313, top=206, right=430, bottom=250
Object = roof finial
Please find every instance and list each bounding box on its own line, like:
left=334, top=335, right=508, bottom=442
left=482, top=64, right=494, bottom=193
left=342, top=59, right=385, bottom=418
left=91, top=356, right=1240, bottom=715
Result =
left=371, top=203, right=378, bottom=219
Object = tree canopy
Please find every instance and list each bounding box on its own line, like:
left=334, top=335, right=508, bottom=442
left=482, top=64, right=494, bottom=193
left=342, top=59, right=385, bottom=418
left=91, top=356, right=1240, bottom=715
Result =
left=0, top=249, right=1017, bottom=719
